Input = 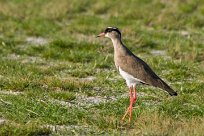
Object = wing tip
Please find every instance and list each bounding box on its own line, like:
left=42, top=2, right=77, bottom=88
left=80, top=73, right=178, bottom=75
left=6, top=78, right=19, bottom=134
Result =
left=170, top=91, right=178, bottom=96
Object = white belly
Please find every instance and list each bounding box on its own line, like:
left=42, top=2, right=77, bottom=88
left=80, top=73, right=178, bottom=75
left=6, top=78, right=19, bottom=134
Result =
left=119, top=67, right=145, bottom=88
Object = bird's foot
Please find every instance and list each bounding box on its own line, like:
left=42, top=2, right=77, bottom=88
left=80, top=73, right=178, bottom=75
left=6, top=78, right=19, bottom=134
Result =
left=119, top=105, right=133, bottom=127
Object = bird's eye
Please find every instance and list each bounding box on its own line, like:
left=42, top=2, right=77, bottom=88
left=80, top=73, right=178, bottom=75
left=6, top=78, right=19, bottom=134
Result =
left=108, top=30, right=112, bottom=32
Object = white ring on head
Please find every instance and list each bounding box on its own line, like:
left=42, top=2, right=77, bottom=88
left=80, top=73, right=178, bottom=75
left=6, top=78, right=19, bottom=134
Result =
left=107, top=26, right=117, bottom=30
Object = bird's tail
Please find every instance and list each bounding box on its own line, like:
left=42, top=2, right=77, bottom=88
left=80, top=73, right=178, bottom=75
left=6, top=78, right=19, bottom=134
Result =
left=156, top=79, right=177, bottom=96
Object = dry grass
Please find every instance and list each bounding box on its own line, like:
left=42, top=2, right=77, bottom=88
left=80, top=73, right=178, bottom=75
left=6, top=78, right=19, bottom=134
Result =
left=130, top=112, right=204, bottom=136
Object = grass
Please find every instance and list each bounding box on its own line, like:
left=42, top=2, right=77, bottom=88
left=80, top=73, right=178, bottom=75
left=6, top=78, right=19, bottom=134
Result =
left=0, top=0, right=204, bottom=135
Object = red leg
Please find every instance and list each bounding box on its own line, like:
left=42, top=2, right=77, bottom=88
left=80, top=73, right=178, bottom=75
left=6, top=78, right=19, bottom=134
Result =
left=129, top=102, right=133, bottom=126
left=128, top=85, right=137, bottom=126
left=119, top=85, right=137, bottom=126
left=133, top=85, right=137, bottom=102
left=128, top=86, right=133, bottom=124
left=120, top=107, right=129, bottom=125
left=120, top=86, right=133, bottom=125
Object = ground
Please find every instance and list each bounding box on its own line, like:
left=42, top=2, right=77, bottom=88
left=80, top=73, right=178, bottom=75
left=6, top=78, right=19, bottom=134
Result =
left=0, top=0, right=204, bottom=135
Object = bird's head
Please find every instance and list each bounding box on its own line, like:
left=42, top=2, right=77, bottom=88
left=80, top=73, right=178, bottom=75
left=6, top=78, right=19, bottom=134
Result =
left=97, top=27, right=121, bottom=39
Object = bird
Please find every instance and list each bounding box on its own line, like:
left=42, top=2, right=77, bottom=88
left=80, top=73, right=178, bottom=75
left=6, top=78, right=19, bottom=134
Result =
left=97, top=27, right=177, bottom=126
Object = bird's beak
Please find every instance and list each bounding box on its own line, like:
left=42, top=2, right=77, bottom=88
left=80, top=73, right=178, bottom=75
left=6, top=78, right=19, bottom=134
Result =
left=96, top=32, right=105, bottom=38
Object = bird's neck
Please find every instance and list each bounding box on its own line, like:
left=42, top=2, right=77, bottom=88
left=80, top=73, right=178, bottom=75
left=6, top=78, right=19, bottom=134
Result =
left=111, top=37, right=123, bottom=50
left=111, top=37, right=127, bottom=69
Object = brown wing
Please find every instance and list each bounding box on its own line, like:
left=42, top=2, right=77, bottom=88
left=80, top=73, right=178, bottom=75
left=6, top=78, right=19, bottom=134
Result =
left=117, top=49, right=177, bottom=96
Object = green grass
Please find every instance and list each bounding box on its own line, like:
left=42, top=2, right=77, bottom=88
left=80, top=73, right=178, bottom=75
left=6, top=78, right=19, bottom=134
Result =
left=0, top=0, right=204, bottom=135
